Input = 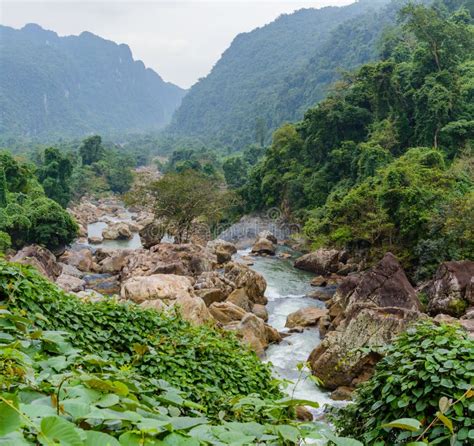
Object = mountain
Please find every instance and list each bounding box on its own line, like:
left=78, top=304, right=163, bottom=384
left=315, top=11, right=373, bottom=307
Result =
left=169, top=0, right=391, bottom=149
left=0, top=24, right=186, bottom=139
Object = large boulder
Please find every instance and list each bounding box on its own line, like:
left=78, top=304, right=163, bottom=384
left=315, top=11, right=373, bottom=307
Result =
left=139, top=221, right=165, bottom=249
left=294, top=248, right=344, bottom=275
left=121, top=243, right=217, bottom=280
left=102, top=222, right=133, bottom=241
left=285, top=307, right=328, bottom=329
left=226, top=288, right=252, bottom=312
left=251, top=237, right=276, bottom=256
left=332, top=253, right=420, bottom=313
left=427, top=261, right=474, bottom=317
left=59, top=249, right=94, bottom=272
left=11, top=245, right=61, bottom=280
left=83, top=273, right=121, bottom=295
left=224, top=262, right=267, bottom=305
left=309, top=306, right=421, bottom=390
left=193, top=271, right=234, bottom=306
left=308, top=253, right=422, bottom=390
left=172, top=294, right=213, bottom=326
left=209, top=301, right=248, bottom=324
left=121, top=274, right=194, bottom=303
left=225, top=314, right=281, bottom=357
left=55, top=274, right=86, bottom=293
left=207, top=239, right=237, bottom=264
left=97, top=250, right=131, bottom=274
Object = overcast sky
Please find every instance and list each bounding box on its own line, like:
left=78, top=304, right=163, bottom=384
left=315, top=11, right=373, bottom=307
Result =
left=1, top=0, right=355, bottom=88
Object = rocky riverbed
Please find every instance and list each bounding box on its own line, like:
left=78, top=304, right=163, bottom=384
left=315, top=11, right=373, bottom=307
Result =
left=9, top=198, right=474, bottom=419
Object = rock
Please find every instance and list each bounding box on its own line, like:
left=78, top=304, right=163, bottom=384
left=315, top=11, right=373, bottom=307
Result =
left=331, top=386, right=354, bottom=401
left=55, top=274, right=86, bottom=293
left=98, top=250, right=130, bottom=274
left=102, top=222, right=133, bottom=240
left=193, top=271, right=234, bottom=306
left=285, top=307, right=328, bottom=329
left=295, top=406, right=313, bottom=422
left=224, top=262, right=267, bottom=305
left=209, top=301, right=247, bottom=324
left=78, top=224, right=88, bottom=238
left=83, top=273, right=121, bottom=295
left=75, top=289, right=104, bottom=302
left=332, top=253, right=420, bottom=313
left=308, top=306, right=421, bottom=390
left=140, top=299, right=167, bottom=312
left=59, top=263, right=84, bottom=278
left=427, top=261, right=474, bottom=317
left=173, top=294, right=213, bottom=325
left=318, top=314, right=331, bottom=337
left=139, top=221, right=165, bottom=249
left=121, top=274, right=194, bottom=304
left=277, top=252, right=292, bottom=259
left=121, top=243, right=217, bottom=280
left=59, top=249, right=94, bottom=272
left=207, top=239, right=237, bottom=264
left=252, top=304, right=269, bottom=321
left=88, top=236, right=103, bottom=245
left=258, top=230, right=278, bottom=244
left=311, top=276, right=328, bottom=287
left=307, top=290, right=334, bottom=301
left=225, top=313, right=280, bottom=357
left=294, top=249, right=343, bottom=275
left=308, top=253, right=422, bottom=390
left=226, top=288, right=252, bottom=312
left=11, top=245, right=62, bottom=280
left=434, top=314, right=474, bottom=338
left=251, top=237, right=276, bottom=256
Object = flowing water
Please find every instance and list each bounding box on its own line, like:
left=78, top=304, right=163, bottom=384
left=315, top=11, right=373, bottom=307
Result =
left=236, top=248, right=334, bottom=414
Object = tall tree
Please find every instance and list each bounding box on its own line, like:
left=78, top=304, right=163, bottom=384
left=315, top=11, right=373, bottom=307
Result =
left=79, top=135, right=104, bottom=166
left=0, top=167, right=7, bottom=208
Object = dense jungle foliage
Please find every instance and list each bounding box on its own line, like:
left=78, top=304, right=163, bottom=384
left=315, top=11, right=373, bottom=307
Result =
left=169, top=0, right=390, bottom=149
left=0, top=260, right=362, bottom=445
left=240, top=2, right=474, bottom=278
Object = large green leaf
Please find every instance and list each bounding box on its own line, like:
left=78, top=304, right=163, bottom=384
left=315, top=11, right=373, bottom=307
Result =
left=39, top=416, right=82, bottom=446
left=84, top=431, right=121, bottom=446
left=162, top=433, right=200, bottom=446
left=0, top=395, right=21, bottom=436
left=381, top=418, right=422, bottom=432
left=0, top=431, right=30, bottom=445
left=323, top=432, right=364, bottom=446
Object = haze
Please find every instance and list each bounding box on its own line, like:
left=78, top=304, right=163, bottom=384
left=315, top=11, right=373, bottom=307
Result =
left=1, top=0, right=355, bottom=88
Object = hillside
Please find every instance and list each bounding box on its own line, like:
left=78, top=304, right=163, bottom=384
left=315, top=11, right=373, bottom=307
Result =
left=0, top=24, right=186, bottom=139
left=169, top=0, right=391, bottom=149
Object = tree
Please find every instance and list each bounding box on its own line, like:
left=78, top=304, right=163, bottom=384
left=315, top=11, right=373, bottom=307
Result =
left=130, top=170, right=238, bottom=243
left=79, top=135, right=104, bottom=165
left=37, top=147, right=73, bottom=207
left=0, top=167, right=7, bottom=208
left=223, top=156, right=248, bottom=189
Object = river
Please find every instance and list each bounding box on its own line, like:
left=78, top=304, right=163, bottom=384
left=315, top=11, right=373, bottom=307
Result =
left=85, top=212, right=332, bottom=415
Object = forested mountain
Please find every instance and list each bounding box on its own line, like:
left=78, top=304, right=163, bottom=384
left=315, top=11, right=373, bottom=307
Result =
left=0, top=24, right=185, bottom=139
left=169, top=0, right=391, bottom=149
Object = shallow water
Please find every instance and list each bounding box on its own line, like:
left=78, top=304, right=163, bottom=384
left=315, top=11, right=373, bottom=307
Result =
left=236, top=249, right=334, bottom=412
left=87, top=209, right=142, bottom=250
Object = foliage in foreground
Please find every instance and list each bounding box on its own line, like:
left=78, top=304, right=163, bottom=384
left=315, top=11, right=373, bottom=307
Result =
left=333, top=322, right=474, bottom=445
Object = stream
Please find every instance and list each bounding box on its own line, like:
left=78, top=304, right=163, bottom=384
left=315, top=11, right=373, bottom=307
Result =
left=85, top=211, right=333, bottom=415
left=236, top=248, right=333, bottom=415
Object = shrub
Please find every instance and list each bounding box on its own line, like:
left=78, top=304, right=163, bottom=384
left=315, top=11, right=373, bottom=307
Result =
left=332, top=321, right=474, bottom=445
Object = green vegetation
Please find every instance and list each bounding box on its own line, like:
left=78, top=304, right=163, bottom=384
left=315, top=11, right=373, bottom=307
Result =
left=0, top=23, right=185, bottom=140
left=0, top=261, right=359, bottom=445
left=241, top=3, right=474, bottom=277
left=0, top=151, right=77, bottom=252
left=128, top=170, right=239, bottom=243
left=332, top=321, right=474, bottom=445
left=170, top=0, right=390, bottom=149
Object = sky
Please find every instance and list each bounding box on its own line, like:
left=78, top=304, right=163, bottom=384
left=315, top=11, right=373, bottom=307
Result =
left=0, top=0, right=355, bottom=88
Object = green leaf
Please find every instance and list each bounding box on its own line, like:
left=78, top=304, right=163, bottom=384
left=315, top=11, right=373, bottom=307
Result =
left=162, top=433, right=200, bottom=446
left=436, top=411, right=453, bottom=433
left=276, top=425, right=300, bottom=443
left=39, top=416, right=82, bottom=446
left=323, top=431, right=364, bottom=446
left=0, top=395, right=21, bottom=436
left=381, top=418, right=422, bottom=432
left=85, top=431, right=121, bottom=446
left=0, top=431, right=30, bottom=446
left=119, top=433, right=161, bottom=446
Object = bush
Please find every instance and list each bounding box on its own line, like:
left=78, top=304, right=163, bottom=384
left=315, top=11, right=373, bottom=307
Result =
left=333, top=321, right=474, bottom=445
